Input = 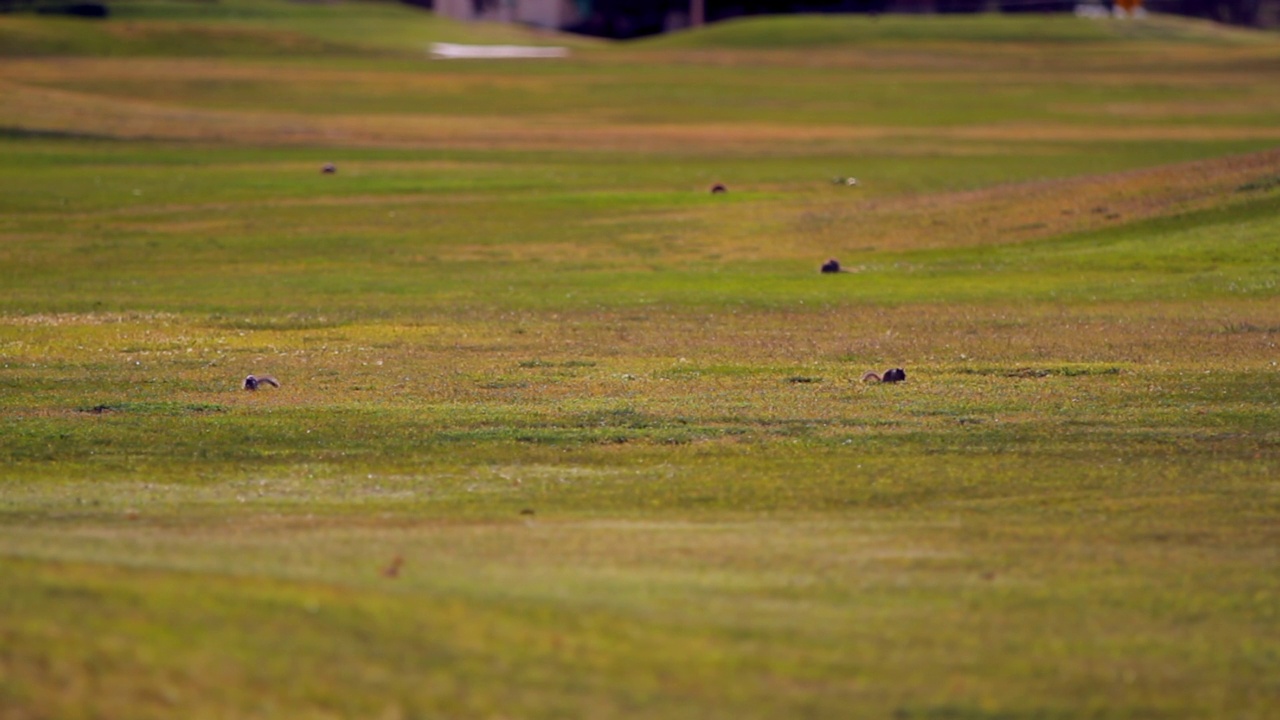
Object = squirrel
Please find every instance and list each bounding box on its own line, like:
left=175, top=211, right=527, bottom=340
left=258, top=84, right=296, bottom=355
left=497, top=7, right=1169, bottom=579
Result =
left=242, top=374, right=280, bottom=391
left=862, top=368, right=906, bottom=383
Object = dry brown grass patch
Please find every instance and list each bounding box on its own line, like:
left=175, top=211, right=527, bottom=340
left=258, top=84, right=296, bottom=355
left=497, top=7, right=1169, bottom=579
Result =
left=771, top=147, right=1280, bottom=257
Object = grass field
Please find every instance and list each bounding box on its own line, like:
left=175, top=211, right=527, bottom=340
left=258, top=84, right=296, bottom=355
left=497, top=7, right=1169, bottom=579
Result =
left=1, top=2, right=1279, bottom=718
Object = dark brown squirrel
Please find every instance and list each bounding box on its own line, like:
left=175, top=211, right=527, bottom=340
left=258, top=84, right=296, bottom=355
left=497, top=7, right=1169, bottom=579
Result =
left=821, top=258, right=852, bottom=274
left=862, top=368, right=906, bottom=383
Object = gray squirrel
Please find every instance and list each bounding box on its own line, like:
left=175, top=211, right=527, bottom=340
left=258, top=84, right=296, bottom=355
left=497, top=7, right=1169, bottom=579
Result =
left=242, top=374, right=280, bottom=391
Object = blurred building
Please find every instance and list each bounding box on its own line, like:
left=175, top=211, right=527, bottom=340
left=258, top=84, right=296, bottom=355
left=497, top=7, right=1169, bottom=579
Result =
left=433, top=0, right=586, bottom=29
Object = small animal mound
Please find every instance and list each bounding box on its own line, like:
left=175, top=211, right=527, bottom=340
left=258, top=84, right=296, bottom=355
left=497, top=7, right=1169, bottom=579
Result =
left=710, top=183, right=727, bottom=194
left=320, top=162, right=337, bottom=174
left=821, top=258, right=851, bottom=274
left=863, top=368, right=907, bottom=383
left=242, top=374, right=280, bottom=391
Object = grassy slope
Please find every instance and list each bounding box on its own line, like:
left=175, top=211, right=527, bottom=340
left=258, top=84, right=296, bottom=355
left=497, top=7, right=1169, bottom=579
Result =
left=0, top=0, right=591, bottom=56
left=642, top=10, right=1280, bottom=46
left=1, top=5, right=1279, bottom=719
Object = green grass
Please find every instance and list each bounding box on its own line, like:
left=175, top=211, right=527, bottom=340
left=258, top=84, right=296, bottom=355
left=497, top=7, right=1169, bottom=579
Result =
left=1, top=5, right=1279, bottom=719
